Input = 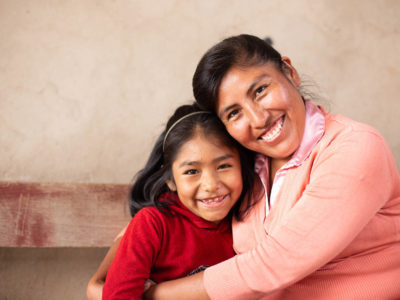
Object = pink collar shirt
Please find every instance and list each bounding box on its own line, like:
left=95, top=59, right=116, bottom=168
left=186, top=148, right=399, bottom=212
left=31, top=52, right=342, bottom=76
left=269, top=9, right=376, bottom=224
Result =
left=254, top=100, right=325, bottom=214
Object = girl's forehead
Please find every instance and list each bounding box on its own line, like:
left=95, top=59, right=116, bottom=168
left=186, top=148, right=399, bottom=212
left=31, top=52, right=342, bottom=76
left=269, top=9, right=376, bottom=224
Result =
left=186, top=130, right=224, bottom=148
left=175, top=131, right=237, bottom=160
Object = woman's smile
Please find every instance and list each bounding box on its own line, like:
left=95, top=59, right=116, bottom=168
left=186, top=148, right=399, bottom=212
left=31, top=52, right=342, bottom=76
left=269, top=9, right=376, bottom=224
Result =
left=258, top=115, right=285, bottom=143
left=217, top=59, right=306, bottom=163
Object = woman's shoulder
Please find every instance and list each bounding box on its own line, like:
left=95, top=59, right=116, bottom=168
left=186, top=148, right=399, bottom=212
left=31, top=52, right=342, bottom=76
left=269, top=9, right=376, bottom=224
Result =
left=314, top=111, right=398, bottom=175
left=324, top=112, right=381, bottom=137
left=321, top=112, right=388, bottom=150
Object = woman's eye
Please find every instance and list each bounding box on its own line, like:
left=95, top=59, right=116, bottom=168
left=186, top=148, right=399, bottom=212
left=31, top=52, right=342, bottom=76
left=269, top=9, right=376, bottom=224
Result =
left=184, top=169, right=198, bottom=175
left=227, top=109, right=239, bottom=121
left=255, top=85, right=267, bottom=97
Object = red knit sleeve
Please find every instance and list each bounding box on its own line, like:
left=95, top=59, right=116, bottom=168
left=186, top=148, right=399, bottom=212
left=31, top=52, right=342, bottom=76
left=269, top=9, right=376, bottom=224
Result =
left=103, top=207, right=163, bottom=300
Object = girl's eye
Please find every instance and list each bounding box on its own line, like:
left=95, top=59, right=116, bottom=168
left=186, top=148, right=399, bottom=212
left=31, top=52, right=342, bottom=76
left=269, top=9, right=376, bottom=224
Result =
left=217, top=163, right=232, bottom=170
left=227, top=109, right=240, bottom=121
left=255, top=85, right=267, bottom=97
left=184, top=169, right=198, bottom=175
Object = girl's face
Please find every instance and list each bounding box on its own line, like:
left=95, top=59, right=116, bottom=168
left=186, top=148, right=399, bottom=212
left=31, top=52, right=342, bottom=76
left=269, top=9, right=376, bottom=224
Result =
left=216, top=57, right=306, bottom=164
left=169, top=131, right=243, bottom=224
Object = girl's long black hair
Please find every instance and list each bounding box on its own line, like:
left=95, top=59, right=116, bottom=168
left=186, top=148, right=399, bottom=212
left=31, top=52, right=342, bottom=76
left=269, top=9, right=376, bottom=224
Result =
left=129, top=103, right=261, bottom=221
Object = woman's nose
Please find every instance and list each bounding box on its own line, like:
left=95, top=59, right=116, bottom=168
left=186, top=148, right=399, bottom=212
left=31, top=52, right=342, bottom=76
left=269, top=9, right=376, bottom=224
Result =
left=247, top=103, right=267, bottom=129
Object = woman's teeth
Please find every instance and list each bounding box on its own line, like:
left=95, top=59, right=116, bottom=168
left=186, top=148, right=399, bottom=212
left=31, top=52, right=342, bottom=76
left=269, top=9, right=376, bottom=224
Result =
left=261, top=116, right=284, bottom=142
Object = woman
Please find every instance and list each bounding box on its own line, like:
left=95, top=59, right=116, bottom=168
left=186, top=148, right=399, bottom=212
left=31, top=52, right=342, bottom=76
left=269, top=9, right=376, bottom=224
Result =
left=144, top=34, right=400, bottom=299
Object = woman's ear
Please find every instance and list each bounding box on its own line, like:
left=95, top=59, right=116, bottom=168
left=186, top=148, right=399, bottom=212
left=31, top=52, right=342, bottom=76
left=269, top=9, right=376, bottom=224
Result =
left=281, top=56, right=301, bottom=87
left=166, top=180, right=177, bottom=192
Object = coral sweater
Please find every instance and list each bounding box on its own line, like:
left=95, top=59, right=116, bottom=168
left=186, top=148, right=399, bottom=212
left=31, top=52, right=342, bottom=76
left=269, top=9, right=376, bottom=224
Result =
left=204, top=105, right=400, bottom=299
left=103, top=193, right=234, bottom=300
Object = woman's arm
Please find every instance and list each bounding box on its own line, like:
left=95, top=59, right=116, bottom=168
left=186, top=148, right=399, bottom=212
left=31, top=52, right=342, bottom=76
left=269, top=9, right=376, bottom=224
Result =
left=143, top=272, right=210, bottom=300
left=202, top=128, right=399, bottom=299
left=86, top=234, right=123, bottom=300
left=144, top=127, right=399, bottom=299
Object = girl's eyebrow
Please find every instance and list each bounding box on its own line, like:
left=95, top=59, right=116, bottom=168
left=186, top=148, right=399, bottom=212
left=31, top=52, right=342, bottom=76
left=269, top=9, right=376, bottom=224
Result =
left=213, top=154, right=234, bottom=163
left=178, top=154, right=234, bottom=168
left=178, top=161, right=198, bottom=168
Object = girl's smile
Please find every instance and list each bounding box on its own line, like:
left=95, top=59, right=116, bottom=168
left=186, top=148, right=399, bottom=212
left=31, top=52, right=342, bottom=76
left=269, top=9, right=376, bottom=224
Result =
left=168, top=130, right=243, bottom=224
left=197, top=194, right=227, bottom=208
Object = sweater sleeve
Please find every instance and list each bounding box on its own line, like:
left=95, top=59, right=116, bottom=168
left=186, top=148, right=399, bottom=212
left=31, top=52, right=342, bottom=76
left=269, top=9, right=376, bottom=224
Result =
left=204, top=127, right=398, bottom=299
left=103, top=208, right=163, bottom=300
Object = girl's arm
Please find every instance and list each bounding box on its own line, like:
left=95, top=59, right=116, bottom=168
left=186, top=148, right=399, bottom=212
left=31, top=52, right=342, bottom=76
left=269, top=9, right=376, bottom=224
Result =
left=86, top=233, right=124, bottom=300
left=103, top=209, right=162, bottom=299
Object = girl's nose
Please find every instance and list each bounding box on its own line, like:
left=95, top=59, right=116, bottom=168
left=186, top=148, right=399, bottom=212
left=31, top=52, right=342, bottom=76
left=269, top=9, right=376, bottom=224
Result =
left=246, top=102, right=268, bottom=129
left=202, top=171, right=220, bottom=192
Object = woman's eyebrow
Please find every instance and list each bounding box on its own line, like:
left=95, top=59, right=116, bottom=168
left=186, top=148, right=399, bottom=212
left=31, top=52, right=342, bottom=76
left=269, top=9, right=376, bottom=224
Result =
left=246, top=74, right=269, bottom=97
left=219, top=104, right=237, bottom=119
left=219, top=74, right=269, bottom=118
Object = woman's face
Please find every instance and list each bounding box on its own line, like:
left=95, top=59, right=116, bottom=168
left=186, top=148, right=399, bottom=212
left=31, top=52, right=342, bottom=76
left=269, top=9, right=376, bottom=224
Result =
left=216, top=57, right=306, bottom=162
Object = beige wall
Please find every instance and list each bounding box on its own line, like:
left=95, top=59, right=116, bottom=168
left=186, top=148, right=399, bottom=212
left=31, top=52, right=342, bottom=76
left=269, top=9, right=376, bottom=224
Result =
left=1, top=1, right=399, bottom=299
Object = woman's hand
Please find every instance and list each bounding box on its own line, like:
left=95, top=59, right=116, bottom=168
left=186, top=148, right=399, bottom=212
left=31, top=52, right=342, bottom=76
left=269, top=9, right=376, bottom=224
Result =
left=142, top=271, right=210, bottom=300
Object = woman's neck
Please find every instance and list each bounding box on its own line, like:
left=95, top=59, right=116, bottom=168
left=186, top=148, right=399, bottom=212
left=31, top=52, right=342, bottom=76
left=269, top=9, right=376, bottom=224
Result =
left=269, top=157, right=290, bottom=187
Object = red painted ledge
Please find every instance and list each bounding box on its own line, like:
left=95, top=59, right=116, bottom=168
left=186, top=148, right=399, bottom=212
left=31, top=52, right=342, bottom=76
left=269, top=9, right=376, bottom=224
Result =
left=0, top=182, right=131, bottom=247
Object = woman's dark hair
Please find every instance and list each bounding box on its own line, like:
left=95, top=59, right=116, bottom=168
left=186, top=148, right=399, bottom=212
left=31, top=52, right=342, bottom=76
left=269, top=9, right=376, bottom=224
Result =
left=129, top=102, right=259, bottom=221
left=193, top=34, right=285, bottom=111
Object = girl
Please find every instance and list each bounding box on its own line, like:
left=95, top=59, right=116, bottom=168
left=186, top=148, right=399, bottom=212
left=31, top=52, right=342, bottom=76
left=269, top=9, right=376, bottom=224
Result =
left=100, top=103, right=260, bottom=299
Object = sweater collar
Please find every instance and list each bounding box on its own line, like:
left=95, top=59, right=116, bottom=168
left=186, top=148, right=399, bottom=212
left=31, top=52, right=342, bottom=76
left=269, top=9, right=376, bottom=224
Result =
left=255, top=100, right=325, bottom=174
left=162, top=192, right=231, bottom=231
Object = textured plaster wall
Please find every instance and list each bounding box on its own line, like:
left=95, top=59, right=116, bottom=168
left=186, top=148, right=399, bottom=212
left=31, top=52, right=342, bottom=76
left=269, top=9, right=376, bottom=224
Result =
left=0, top=1, right=399, bottom=299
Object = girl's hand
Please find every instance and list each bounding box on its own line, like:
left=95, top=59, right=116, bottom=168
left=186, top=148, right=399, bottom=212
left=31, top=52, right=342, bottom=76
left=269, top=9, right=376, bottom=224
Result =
left=86, top=234, right=124, bottom=300
left=86, top=278, right=104, bottom=300
left=144, top=279, right=156, bottom=292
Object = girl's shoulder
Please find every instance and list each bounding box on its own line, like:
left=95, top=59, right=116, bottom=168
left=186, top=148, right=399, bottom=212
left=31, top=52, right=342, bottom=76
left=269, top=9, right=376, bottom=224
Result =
left=132, top=192, right=180, bottom=224
left=125, top=206, right=172, bottom=240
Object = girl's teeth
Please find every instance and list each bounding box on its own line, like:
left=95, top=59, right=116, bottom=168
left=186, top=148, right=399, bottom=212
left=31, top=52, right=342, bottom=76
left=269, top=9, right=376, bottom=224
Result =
left=201, top=196, right=223, bottom=204
left=262, top=117, right=284, bottom=142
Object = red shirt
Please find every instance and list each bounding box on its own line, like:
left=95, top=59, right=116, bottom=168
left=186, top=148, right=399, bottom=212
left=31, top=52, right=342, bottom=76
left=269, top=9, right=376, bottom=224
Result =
left=103, top=192, right=234, bottom=300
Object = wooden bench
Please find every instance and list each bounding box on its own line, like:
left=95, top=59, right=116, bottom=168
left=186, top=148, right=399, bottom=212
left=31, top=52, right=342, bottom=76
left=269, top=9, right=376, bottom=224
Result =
left=0, top=181, right=131, bottom=247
